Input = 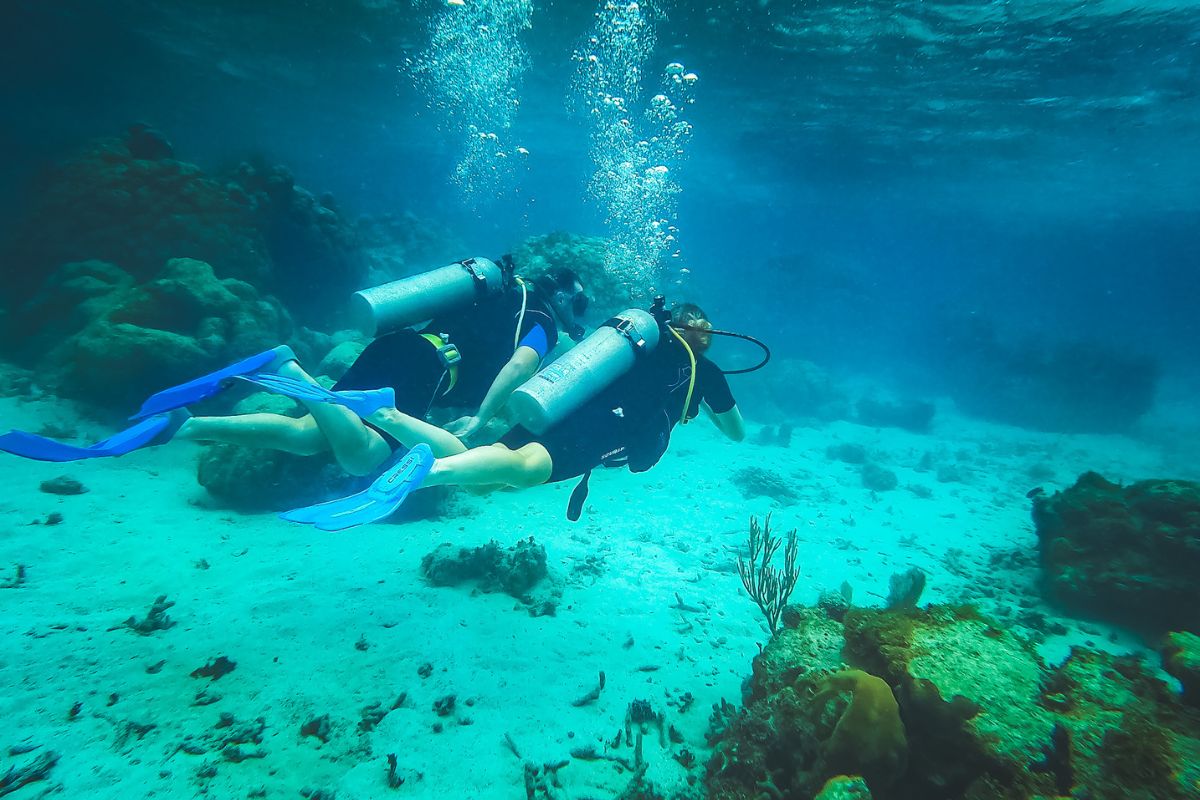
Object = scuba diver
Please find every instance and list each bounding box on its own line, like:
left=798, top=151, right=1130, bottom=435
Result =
left=252, top=299, right=758, bottom=531
left=0, top=258, right=590, bottom=477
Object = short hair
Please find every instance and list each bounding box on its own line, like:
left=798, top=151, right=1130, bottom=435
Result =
left=671, top=302, right=708, bottom=325
left=534, top=267, right=583, bottom=295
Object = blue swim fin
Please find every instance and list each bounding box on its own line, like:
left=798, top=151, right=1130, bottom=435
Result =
left=0, top=409, right=190, bottom=462
left=235, top=373, right=395, bottom=419
left=282, top=443, right=434, bottom=532
left=130, top=345, right=296, bottom=420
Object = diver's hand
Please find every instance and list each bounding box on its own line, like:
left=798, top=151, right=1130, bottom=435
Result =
left=446, top=415, right=484, bottom=440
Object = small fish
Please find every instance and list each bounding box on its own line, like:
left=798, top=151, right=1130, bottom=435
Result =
left=1026, top=486, right=1044, bottom=499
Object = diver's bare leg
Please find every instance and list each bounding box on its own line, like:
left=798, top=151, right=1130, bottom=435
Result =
left=271, top=360, right=392, bottom=475
left=366, top=407, right=469, bottom=458
left=176, top=413, right=329, bottom=456
left=422, top=443, right=553, bottom=490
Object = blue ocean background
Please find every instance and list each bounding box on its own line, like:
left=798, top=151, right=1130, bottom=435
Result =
left=4, top=0, right=1197, bottom=378
left=2, top=1, right=1199, bottom=799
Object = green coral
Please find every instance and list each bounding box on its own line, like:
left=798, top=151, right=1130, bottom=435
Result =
left=814, top=775, right=871, bottom=800
left=709, top=603, right=1200, bottom=800
left=1161, top=631, right=1200, bottom=706
left=809, top=670, right=907, bottom=791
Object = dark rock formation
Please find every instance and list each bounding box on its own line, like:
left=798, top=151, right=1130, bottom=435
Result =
left=749, top=357, right=852, bottom=424
left=421, top=537, right=548, bottom=598
left=230, top=161, right=366, bottom=324
left=0, top=138, right=270, bottom=309
left=1032, top=471, right=1200, bottom=635
left=420, top=537, right=559, bottom=614
left=856, top=398, right=934, bottom=434
left=1161, top=632, right=1200, bottom=707
left=14, top=257, right=293, bottom=410
left=934, top=315, right=1158, bottom=433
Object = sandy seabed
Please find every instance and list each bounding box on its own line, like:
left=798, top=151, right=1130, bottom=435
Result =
left=1, top=384, right=1196, bottom=799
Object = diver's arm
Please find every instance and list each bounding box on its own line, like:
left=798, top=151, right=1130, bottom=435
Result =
left=704, top=403, right=746, bottom=442
left=447, top=346, right=540, bottom=439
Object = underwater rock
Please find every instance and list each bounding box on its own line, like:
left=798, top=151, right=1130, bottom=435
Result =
left=933, top=315, right=1158, bottom=434
left=197, top=442, right=358, bottom=512
left=126, top=123, right=173, bottom=160
left=729, top=466, right=800, bottom=506
left=355, top=211, right=467, bottom=288
left=750, top=358, right=852, bottom=424
left=420, top=537, right=559, bottom=610
left=826, top=442, right=868, bottom=464
left=708, top=602, right=1200, bottom=800
left=38, top=475, right=87, bottom=495
left=230, top=161, right=367, bottom=325
left=0, top=133, right=459, bottom=335
left=855, top=397, right=935, bottom=434
left=0, top=137, right=270, bottom=311
left=9, top=260, right=135, bottom=356
left=1032, top=471, right=1200, bottom=635
left=860, top=462, right=898, bottom=492
left=17, top=257, right=293, bottom=411
left=746, top=605, right=844, bottom=703
left=511, top=231, right=630, bottom=318
left=1161, top=631, right=1200, bottom=706
left=316, top=338, right=367, bottom=381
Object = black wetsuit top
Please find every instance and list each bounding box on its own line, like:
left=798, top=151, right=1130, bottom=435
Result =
left=501, top=332, right=735, bottom=483
left=335, top=285, right=558, bottom=426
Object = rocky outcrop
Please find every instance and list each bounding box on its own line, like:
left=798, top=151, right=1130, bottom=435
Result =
left=706, top=603, right=1200, bottom=799
left=18, top=258, right=293, bottom=410
left=1032, top=471, right=1200, bottom=635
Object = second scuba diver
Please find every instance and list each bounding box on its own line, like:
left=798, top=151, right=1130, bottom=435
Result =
left=0, top=258, right=590, bottom=475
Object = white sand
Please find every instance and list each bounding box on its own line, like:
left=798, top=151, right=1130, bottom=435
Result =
left=1, top=382, right=1195, bottom=799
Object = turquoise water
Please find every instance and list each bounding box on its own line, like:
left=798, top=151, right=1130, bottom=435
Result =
left=1, top=1, right=1198, bottom=798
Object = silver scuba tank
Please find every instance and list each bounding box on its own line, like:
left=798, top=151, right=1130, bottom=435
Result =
left=351, top=257, right=506, bottom=337
left=508, top=308, right=661, bottom=434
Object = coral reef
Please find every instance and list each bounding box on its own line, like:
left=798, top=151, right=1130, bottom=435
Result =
left=814, top=775, right=871, bottom=800
left=1032, top=471, right=1200, bottom=635
left=123, top=595, right=177, bottom=635
left=808, top=671, right=907, bottom=791
left=0, top=131, right=464, bottom=342
left=420, top=537, right=560, bottom=614
left=737, top=515, right=801, bottom=634
left=730, top=467, right=800, bottom=506
left=9, top=257, right=293, bottom=410
left=0, top=137, right=270, bottom=309
left=706, top=602, right=1200, bottom=800
left=511, top=231, right=633, bottom=317
left=860, top=463, right=898, bottom=492
left=229, top=161, right=366, bottom=323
